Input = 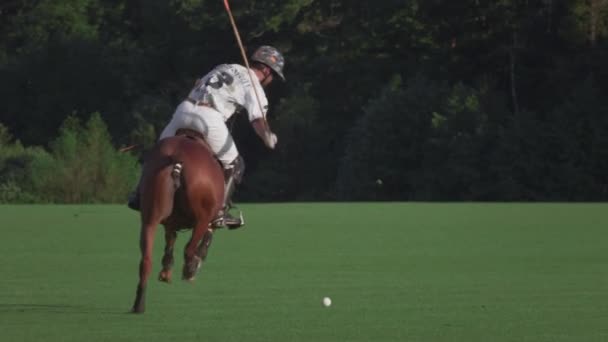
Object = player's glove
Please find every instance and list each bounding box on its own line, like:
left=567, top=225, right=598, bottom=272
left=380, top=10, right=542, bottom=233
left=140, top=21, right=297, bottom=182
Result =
left=264, top=131, right=278, bottom=149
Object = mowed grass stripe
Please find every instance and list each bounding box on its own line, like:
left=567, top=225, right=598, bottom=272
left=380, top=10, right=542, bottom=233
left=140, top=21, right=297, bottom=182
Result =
left=0, top=203, right=606, bottom=341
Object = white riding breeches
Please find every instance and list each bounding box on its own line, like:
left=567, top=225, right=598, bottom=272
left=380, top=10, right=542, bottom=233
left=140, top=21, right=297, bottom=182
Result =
left=159, top=101, right=238, bottom=166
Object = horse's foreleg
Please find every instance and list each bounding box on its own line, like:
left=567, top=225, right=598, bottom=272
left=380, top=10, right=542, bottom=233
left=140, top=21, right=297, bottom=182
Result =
left=182, top=221, right=210, bottom=281
left=131, top=222, right=158, bottom=314
left=159, top=229, right=177, bottom=283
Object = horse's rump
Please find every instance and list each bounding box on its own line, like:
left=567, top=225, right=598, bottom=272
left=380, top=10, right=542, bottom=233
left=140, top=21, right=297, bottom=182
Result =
left=141, top=135, right=224, bottom=229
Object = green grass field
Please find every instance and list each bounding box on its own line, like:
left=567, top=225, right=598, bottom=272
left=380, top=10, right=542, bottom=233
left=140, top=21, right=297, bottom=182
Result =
left=1, top=203, right=607, bottom=341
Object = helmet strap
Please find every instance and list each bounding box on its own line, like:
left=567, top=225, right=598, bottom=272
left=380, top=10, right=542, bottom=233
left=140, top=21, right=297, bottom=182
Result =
left=259, top=65, right=273, bottom=86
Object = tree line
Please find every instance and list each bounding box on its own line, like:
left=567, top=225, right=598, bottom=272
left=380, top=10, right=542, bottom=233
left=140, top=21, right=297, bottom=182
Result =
left=1, top=0, right=607, bottom=203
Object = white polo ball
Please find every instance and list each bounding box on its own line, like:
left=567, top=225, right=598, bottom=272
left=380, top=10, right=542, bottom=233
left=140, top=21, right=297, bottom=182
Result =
left=322, top=297, right=332, bottom=307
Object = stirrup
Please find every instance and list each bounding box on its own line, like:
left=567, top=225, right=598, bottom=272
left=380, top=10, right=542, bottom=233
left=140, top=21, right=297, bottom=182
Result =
left=225, top=210, right=245, bottom=230
left=210, top=214, right=225, bottom=229
left=209, top=209, right=245, bottom=229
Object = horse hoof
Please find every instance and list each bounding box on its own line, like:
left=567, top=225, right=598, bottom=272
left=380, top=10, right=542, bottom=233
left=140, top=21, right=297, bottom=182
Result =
left=158, top=271, right=172, bottom=283
left=131, top=307, right=145, bottom=314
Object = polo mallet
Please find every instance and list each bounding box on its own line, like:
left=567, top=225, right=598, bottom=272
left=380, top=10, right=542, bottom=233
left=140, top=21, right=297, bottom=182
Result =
left=119, top=144, right=138, bottom=153
left=223, top=0, right=270, bottom=132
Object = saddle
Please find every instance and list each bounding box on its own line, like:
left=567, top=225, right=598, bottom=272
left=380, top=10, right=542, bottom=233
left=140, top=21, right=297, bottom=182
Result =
left=176, top=128, right=205, bottom=141
left=175, top=128, right=222, bottom=168
left=175, top=128, right=213, bottom=152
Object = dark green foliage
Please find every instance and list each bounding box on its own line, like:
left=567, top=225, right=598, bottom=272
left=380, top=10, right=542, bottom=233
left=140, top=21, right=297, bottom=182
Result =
left=493, top=78, right=608, bottom=201
left=1, top=0, right=607, bottom=201
left=337, top=74, right=608, bottom=201
left=243, top=85, right=325, bottom=201
left=32, top=113, right=140, bottom=203
left=0, top=126, right=51, bottom=203
left=336, top=76, right=490, bottom=200
left=0, top=114, right=139, bottom=203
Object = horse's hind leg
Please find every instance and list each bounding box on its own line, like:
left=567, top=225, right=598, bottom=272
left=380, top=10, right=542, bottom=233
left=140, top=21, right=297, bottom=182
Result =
left=131, top=167, right=175, bottom=313
left=196, top=228, right=214, bottom=264
left=131, top=222, right=158, bottom=313
left=159, top=228, right=177, bottom=283
left=182, top=221, right=211, bottom=281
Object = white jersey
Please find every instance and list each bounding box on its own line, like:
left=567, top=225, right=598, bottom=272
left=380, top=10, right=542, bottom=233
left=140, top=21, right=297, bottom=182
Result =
left=186, top=64, right=268, bottom=122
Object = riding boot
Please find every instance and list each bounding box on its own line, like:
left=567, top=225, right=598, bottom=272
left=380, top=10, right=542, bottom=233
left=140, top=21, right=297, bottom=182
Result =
left=127, top=189, right=141, bottom=211
left=221, top=168, right=242, bottom=228
left=211, top=156, right=245, bottom=229
left=127, top=175, right=142, bottom=211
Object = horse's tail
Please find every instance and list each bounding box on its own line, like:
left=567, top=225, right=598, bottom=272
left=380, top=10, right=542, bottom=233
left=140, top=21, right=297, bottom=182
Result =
left=133, top=156, right=184, bottom=313
left=171, top=162, right=183, bottom=190
left=163, top=159, right=183, bottom=213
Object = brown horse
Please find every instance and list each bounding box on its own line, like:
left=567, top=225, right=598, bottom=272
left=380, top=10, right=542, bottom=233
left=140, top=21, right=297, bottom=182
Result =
left=131, top=130, right=225, bottom=314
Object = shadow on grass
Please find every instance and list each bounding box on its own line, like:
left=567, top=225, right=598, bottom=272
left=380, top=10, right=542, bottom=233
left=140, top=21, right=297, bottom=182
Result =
left=0, top=303, right=127, bottom=315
